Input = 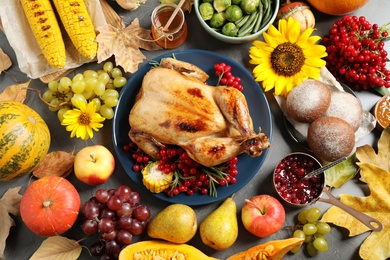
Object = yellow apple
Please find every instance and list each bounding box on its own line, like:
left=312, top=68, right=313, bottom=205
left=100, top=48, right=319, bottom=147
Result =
left=74, top=145, right=115, bottom=185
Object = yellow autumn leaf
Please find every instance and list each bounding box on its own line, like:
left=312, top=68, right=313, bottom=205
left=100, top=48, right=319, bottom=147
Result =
left=321, top=126, right=390, bottom=260
left=356, top=124, right=390, bottom=175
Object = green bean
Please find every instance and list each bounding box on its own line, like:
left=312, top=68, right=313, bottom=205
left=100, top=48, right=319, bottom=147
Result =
left=235, top=14, right=250, bottom=28
left=260, top=0, right=272, bottom=28
left=252, top=1, right=264, bottom=33
left=237, top=11, right=258, bottom=35
left=237, top=12, right=260, bottom=36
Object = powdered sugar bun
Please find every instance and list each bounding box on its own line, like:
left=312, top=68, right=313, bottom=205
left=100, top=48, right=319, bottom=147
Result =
left=324, top=91, right=363, bottom=132
left=286, top=79, right=331, bottom=123
left=307, top=116, right=355, bottom=162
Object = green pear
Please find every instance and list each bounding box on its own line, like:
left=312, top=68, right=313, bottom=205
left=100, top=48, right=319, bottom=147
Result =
left=200, top=197, right=238, bottom=250
left=147, top=204, right=197, bottom=243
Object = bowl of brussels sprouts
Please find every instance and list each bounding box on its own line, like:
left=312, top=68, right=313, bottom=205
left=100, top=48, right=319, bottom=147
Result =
left=194, top=0, right=279, bottom=43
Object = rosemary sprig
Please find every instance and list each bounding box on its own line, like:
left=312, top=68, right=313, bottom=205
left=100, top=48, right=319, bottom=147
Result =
left=201, top=166, right=230, bottom=197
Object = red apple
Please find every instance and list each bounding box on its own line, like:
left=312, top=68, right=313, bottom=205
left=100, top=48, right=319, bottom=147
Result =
left=74, top=145, right=115, bottom=185
left=241, top=194, right=285, bottom=237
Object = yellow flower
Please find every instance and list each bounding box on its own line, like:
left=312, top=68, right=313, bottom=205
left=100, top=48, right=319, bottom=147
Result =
left=249, top=17, right=327, bottom=96
left=61, top=100, right=105, bottom=140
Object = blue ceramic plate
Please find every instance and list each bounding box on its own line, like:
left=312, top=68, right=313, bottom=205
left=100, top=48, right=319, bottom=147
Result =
left=112, top=49, right=272, bottom=206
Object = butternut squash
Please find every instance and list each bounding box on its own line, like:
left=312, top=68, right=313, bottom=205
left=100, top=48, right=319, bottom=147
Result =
left=227, top=238, right=304, bottom=260
left=118, top=240, right=218, bottom=260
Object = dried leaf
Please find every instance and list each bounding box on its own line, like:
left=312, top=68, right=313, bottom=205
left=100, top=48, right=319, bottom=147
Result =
left=0, top=48, right=11, bottom=74
left=0, top=81, right=30, bottom=103
left=321, top=126, right=390, bottom=260
left=30, top=236, right=82, bottom=260
left=0, top=187, right=22, bottom=260
left=33, top=150, right=75, bottom=179
left=95, top=18, right=162, bottom=74
left=324, top=154, right=359, bottom=188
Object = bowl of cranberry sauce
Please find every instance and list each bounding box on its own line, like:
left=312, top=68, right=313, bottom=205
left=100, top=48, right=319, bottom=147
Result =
left=273, top=152, right=325, bottom=206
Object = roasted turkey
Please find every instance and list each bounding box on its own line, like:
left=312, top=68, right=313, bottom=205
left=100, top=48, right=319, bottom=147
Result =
left=128, top=58, right=270, bottom=167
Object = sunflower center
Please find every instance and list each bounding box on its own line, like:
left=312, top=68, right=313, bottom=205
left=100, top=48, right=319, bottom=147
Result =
left=78, top=112, right=91, bottom=126
left=271, top=42, right=305, bottom=77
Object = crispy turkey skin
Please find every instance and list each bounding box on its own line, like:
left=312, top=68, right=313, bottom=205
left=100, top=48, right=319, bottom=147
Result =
left=128, top=59, right=270, bottom=167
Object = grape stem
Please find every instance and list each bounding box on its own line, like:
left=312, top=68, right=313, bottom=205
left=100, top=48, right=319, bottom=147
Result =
left=26, top=87, right=70, bottom=108
left=284, top=224, right=304, bottom=230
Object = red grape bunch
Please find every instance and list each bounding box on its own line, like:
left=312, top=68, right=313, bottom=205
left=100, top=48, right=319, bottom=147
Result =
left=323, top=16, right=390, bottom=91
left=80, top=185, right=151, bottom=259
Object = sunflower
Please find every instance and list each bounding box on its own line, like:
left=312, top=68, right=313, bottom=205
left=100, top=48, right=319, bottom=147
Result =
left=249, top=17, right=327, bottom=96
left=61, top=100, right=105, bottom=140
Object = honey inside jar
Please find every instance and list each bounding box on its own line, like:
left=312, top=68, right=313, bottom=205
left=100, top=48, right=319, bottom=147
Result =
left=374, top=94, right=390, bottom=131
left=151, top=4, right=188, bottom=49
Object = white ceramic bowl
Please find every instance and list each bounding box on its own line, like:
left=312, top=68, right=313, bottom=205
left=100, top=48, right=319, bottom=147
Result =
left=194, top=0, right=280, bottom=44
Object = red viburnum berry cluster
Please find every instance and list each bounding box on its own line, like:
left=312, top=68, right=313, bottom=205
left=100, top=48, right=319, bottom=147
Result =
left=214, top=63, right=244, bottom=92
left=322, top=16, right=390, bottom=91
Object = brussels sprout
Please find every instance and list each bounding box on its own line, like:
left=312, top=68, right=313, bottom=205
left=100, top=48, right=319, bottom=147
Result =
left=222, top=22, right=238, bottom=37
left=231, top=0, right=241, bottom=4
left=199, top=2, right=214, bottom=20
left=210, top=12, right=227, bottom=28
left=225, top=5, right=243, bottom=22
left=240, top=0, right=259, bottom=14
left=213, top=0, right=231, bottom=12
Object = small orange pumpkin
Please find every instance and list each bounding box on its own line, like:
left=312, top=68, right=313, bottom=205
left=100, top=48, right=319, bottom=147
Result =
left=20, top=176, right=80, bottom=236
left=307, top=0, right=369, bottom=16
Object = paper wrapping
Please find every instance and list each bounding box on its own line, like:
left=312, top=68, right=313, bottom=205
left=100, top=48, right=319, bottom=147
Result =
left=0, top=0, right=107, bottom=79
left=274, top=66, right=377, bottom=142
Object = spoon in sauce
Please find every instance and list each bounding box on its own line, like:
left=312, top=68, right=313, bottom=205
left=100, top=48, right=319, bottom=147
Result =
left=304, top=156, right=347, bottom=179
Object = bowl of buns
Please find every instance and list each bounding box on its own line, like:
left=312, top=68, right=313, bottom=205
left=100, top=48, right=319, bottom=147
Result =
left=283, top=79, right=364, bottom=162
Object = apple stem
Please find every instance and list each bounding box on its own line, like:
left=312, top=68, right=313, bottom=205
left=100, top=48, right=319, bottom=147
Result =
left=89, top=154, right=97, bottom=163
left=245, top=199, right=266, bottom=215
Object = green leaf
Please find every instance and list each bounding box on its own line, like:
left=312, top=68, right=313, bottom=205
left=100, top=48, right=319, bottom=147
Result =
left=373, top=86, right=390, bottom=96
left=324, top=154, right=358, bottom=188
left=30, top=236, right=82, bottom=260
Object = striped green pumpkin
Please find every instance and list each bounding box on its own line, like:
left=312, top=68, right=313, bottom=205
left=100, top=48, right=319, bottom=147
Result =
left=0, top=101, right=50, bottom=181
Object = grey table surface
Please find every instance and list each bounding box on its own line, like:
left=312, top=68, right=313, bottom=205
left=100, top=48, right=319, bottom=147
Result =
left=0, top=0, right=389, bottom=259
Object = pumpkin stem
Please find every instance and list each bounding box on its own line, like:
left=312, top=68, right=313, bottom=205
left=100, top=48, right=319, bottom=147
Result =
left=42, top=198, right=54, bottom=208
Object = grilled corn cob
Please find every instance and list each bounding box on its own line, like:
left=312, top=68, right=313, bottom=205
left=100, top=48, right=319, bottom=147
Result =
left=52, top=0, right=97, bottom=60
left=20, top=0, right=66, bottom=68
left=142, top=162, right=173, bottom=193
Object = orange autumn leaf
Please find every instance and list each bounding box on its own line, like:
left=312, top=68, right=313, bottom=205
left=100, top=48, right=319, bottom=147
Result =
left=0, top=48, right=11, bottom=74
left=321, top=126, right=390, bottom=260
left=95, top=18, right=162, bottom=74
left=0, top=81, right=29, bottom=103
left=33, top=150, right=75, bottom=179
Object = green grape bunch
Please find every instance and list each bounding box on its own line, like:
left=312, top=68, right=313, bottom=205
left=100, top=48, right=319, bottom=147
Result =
left=42, top=61, right=127, bottom=121
left=289, top=207, right=332, bottom=257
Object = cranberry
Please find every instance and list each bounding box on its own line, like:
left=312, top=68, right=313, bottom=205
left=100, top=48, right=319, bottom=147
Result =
left=273, top=153, right=324, bottom=205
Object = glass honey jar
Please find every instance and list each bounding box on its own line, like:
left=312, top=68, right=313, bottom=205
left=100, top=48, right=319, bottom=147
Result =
left=151, top=4, right=188, bottom=49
